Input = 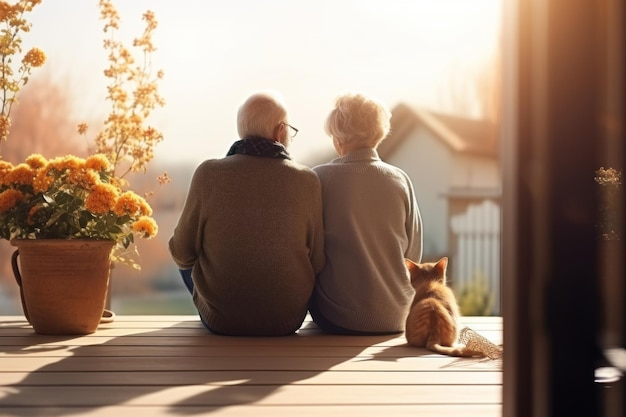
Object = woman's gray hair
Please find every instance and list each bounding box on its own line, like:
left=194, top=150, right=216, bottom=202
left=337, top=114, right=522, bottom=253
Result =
left=325, top=92, right=391, bottom=148
left=237, top=91, right=287, bottom=140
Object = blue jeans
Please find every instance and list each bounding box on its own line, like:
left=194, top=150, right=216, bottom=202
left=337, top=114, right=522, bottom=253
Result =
left=179, top=268, right=195, bottom=294
left=178, top=269, right=222, bottom=334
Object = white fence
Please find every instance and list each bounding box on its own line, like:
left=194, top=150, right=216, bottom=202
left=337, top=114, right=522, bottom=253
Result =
left=450, top=199, right=501, bottom=315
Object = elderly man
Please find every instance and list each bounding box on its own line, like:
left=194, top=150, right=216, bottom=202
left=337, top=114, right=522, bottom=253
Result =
left=169, top=91, right=325, bottom=336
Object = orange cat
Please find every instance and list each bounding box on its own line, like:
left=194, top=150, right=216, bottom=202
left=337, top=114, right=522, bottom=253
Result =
left=405, top=257, right=480, bottom=357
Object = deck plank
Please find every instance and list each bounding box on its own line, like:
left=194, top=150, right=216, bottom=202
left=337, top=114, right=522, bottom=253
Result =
left=0, top=405, right=502, bottom=417
left=0, top=315, right=503, bottom=417
left=2, top=356, right=503, bottom=373
left=0, top=384, right=501, bottom=406
left=0, top=344, right=502, bottom=358
left=0, top=370, right=502, bottom=386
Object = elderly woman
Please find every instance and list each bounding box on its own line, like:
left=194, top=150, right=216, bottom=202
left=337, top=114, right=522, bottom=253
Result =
left=310, top=91, right=423, bottom=335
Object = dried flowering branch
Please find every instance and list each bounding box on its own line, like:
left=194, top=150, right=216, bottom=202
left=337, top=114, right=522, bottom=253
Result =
left=594, top=167, right=622, bottom=187
left=0, top=0, right=45, bottom=154
left=88, top=0, right=165, bottom=179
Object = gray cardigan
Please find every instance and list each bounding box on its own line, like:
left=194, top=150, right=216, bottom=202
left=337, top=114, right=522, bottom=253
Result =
left=312, top=148, right=423, bottom=332
left=169, top=154, right=325, bottom=336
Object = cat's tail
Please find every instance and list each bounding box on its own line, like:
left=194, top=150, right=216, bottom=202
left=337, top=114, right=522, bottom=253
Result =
left=425, top=306, right=485, bottom=358
left=427, top=327, right=502, bottom=358
left=427, top=342, right=485, bottom=358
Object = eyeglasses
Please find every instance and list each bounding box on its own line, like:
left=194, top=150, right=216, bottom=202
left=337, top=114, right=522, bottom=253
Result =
left=281, top=122, right=299, bottom=138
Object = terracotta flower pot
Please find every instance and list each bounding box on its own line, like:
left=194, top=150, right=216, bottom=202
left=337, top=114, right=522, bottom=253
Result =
left=11, top=239, right=115, bottom=335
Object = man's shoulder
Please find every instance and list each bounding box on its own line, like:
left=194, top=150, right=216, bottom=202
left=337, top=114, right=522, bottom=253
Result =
left=284, top=158, right=316, bottom=172
left=283, top=160, right=321, bottom=186
left=192, top=158, right=224, bottom=173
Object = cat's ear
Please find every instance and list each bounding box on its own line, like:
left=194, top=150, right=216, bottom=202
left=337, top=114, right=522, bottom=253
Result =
left=405, top=258, right=418, bottom=272
left=436, top=257, right=448, bottom=273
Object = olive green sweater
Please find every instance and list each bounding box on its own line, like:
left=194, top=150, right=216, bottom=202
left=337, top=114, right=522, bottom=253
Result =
left=169, top=154, right=325, bottom=336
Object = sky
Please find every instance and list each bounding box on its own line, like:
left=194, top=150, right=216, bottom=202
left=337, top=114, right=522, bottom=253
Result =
left=25, top=0, right=502, bottom=166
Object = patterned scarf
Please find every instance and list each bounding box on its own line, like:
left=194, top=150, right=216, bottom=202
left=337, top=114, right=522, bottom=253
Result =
left=226, top=136, right=291, bottom=160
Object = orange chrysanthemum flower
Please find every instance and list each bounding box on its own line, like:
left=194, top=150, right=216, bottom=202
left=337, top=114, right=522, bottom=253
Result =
left=5, top=164, right=34, bottom=186
left=0, top=189, right=24, bottom=213
left=81, top=170, right=101, bottom=189
left=132, top=216, right=158, bottom=238
left=0, top=160, right=14, bottom=185
left=113, top=191, right=149, bottom=216
left=85, top=183, right=119, bottom=214
left=25, top=154, right=47, bottom=169
left=48, top=155, right=81, bottom=174
left=32, top=168, right=55, bottom=194
left=85, top=154, right=111, bottom=172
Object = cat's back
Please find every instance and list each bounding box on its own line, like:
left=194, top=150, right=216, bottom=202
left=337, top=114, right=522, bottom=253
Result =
left=405, top=280, right=459, bottom=346
left=408, top=279, right=459, bottom=319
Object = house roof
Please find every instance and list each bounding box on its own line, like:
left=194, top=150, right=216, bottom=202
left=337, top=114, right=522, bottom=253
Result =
left=379, top=103, right=499, bottom=159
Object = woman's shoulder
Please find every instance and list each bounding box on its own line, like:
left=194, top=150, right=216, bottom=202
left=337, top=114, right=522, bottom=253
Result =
left=374, top=159, right=412, bottom=177
left=312, top=159, right=341, bottom=174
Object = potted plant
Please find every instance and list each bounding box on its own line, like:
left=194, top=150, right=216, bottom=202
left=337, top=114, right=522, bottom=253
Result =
left=1, top=153, right=158, bottom=334
left=0, top=0, right=165, bottom=335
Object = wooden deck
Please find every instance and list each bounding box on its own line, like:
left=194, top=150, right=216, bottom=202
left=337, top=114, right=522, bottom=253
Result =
left=0, top=315, right=502, bottom=417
